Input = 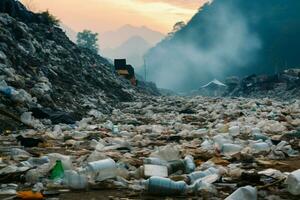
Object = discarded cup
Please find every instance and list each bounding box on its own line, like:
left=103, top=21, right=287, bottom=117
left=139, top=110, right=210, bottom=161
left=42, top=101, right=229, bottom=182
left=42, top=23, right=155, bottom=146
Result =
left=82, top=158, right=116, bottom=181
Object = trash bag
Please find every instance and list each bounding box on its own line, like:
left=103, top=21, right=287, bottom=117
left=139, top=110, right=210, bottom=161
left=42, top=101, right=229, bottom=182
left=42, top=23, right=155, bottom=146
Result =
left=30, top=107, right=77, bottom=124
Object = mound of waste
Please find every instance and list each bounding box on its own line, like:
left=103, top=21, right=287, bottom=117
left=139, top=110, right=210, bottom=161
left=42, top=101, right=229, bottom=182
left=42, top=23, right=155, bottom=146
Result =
left=225, top=69, right=300, bottom=100
left=0, top=96, right=299, bottom=199
left=0, top=4, right=152, bottom=130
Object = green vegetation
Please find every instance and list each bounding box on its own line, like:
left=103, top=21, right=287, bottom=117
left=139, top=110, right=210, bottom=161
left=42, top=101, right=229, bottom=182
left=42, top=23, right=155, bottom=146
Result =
left=40, top=10, right=60, bottom=26
left=77, top=30, right=99, bottom=54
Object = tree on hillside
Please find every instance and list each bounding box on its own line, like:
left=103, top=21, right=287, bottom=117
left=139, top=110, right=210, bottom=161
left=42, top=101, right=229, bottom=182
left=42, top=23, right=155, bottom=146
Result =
left=77, top=30, right=99, bottom=54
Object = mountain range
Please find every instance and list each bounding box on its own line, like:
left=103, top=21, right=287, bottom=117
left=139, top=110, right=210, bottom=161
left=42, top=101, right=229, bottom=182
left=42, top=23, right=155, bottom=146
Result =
left=101, top=25, right=164, bottom=70
left=145, top=0, right=300, bottom=91
left=100, top=24, right=164, bottom=49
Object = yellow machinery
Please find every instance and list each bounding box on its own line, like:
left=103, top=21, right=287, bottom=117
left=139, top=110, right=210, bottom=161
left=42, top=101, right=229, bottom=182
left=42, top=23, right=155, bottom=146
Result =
left=114, top=59, right=137, bottom=86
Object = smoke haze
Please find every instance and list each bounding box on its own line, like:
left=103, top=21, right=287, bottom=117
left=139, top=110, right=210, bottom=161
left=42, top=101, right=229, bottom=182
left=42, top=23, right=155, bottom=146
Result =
left=146, top=2, right=261, bottom=91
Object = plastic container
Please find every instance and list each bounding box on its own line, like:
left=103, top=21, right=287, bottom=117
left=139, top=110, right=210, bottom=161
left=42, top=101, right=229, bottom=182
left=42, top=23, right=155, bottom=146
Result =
left=225, top=185, right=257, bottom=200
left=229, top=126, right=240, bottom=136
left=187, top=167, right=219, bottom=184
left=285, top=169, right=300, bottom=195
left=144, top=164, right=168, bottom=177
left=221, top=144, right=243, bottom=155
left=21, top=156, right=50, bottom=167
left=83, top=158, right=116, bottom=181
left=64, top=170, right=88, bottom=190
left=184, top=155, right=196, bottom=174
left=145, top=176, right=187, bottom=195
left=251, top=142, right=270, bottom=153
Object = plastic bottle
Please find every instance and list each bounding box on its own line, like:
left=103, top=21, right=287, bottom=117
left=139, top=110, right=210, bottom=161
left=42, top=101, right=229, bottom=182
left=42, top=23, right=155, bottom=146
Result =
left=64, top=170, right=88, bottom=190
left=82, top=158, right=116, bottom=181
left=112, top=125, right=119, bottom=134
left=50, top=160, right=64, bottom=180
left=225, top=185, right=257, bottom=200
left=221, top=144, right=243, bottom=155
left=285, top=169, right=300, bottom=195
left=187, top=167, right=219, bottom=184
left=21, top=156, right=50, bottom=167
left=251, top=142, right=270, bottom=153
left=145, top=176, right=187, bottom=195
left=184, top=155, right=196, bottom=174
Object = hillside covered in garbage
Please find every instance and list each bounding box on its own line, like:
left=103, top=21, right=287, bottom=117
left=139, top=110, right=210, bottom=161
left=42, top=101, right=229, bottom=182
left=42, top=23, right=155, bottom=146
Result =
left=0, top=1, right=300, bottom=200
left=0, top=5, right=153, bottom=131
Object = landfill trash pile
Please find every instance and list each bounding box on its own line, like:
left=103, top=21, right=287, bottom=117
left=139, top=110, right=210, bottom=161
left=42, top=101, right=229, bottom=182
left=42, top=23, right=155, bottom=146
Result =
left=225, top=69, right=300, bottom=100
left=0, top=96, right=299, bottom=199
left=0, top=7, right=158, bottom=131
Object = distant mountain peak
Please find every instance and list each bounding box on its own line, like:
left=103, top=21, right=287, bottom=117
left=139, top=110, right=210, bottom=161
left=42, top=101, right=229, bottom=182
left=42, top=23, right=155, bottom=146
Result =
left=100, top=24, right=165, bottom=49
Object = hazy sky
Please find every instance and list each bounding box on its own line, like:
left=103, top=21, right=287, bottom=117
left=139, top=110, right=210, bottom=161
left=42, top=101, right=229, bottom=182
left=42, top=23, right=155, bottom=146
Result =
left=21, top=0, right=207, bottom=34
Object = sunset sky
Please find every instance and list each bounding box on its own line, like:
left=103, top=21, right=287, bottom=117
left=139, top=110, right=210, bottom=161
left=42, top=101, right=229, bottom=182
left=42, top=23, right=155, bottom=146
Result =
left=21, top=0, right=207, bottom=34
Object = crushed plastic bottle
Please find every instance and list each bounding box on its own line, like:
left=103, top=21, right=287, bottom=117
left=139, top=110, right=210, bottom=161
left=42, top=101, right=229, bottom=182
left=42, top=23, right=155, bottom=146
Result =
left=187, top=167, right=220, bottom=184
left=285, top=169, right=300, bottom=195
left=21, top=156, right=50, bottom=168
left=221, top=143, right=243, bottom=155
left=251, top=142, right=271, bottom=153
left=225, top=185, right=257, bottom=200
left=184, top=155, right=196, bottom=174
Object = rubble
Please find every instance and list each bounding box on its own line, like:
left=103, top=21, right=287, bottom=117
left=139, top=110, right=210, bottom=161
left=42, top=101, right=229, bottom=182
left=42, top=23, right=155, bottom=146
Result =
left=0, top=96, right=299, bottom=199
left=0, top=10, right=156, bottom=131
left=0, top=1, right=299, bottom=199
left=225, top=69, right=300, bottom=100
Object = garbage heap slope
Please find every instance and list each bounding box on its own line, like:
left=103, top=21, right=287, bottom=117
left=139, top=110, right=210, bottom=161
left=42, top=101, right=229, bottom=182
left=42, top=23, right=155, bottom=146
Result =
left=0, top=12, right=141, bottom=129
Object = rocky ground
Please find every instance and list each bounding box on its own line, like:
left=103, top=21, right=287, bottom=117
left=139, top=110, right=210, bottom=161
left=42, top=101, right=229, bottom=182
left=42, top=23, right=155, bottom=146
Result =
left=0, top=96, right=299, bottom=199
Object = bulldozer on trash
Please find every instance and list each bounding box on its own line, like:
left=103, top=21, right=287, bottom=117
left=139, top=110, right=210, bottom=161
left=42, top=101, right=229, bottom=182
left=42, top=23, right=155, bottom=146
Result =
left=114, top=59, right=137, bottom=86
